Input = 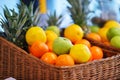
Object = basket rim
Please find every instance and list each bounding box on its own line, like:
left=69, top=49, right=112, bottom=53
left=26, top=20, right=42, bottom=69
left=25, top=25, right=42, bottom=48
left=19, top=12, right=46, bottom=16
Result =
left=84, top=36, right=120, bottom=53
left=1, top=36, right=120, bottom=70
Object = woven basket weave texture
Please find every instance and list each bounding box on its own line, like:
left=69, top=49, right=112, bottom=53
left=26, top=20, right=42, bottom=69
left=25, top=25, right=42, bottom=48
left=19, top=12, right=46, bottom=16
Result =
left=0, top=37, right=120, bottom=80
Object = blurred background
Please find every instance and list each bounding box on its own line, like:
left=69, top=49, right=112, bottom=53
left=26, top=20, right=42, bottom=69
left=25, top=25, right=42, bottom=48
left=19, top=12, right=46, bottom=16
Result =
left=0, top=0, right=71, bottom=31
left=0, top=0, right=120, bottom=31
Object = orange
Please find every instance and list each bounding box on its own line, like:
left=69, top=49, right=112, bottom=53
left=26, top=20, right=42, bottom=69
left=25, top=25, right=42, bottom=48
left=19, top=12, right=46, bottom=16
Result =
left=86, top=32, right=101, bottom=42
left=90, top=46, right=103, bottom=60
left=46, top=41, right=53, bottom=52
left=103, top=41, right=110, bottom=46
left=55, top=54, right=75, bottom=66
left=64, top=24, right=84, bottom=44
left=75, top=39, right=91, bottom=48
left=40, top=52, right=57, bottom=65
left=30, top=41, right=49, bottom=58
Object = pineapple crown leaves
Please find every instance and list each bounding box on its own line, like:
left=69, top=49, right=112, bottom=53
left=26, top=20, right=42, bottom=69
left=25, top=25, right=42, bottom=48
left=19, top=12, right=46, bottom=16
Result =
left=67, top=0, right=90, bottom=27
left=46, top=11, right=63, bottom=27
left=18, top=0, right=41, bottom=26
left=0, top=0, right=40, bottom=50
left=0, top=6, right=26, bottom=41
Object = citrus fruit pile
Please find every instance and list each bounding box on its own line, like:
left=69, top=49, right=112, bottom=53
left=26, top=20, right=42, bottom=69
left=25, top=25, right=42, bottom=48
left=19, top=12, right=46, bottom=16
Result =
left=25, top=24, right=104, bottom=66
left=89, top=20, right=120, bottom=48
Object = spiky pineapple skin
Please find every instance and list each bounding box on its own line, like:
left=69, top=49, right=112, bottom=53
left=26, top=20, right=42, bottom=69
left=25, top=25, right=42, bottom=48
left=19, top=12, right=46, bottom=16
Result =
left=0, top=0, right=40, bottom=51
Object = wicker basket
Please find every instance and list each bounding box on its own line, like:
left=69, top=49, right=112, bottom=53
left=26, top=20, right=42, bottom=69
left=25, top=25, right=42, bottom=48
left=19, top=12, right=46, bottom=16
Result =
left=84, top=37, right=120, bottom=57
left=0, top=37, right=120, bottom=80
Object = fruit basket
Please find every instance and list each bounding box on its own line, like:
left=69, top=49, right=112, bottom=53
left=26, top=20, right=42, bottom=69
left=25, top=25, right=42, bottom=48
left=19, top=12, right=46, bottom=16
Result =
left=0, top=36, right=120, bottom=80
left=84, top=36, right=120, bottom=57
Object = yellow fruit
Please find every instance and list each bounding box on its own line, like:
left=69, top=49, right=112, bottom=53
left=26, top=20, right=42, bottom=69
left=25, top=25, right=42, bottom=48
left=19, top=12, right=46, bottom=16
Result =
left=45, top=30, right=58, bottom=52
left=25, top=26, right=46, bottom=45
left=69, top=44, right=91, bottom=63
left=98, top=27, right=109, bottom=42
left=45, top=30, right=58, bottom=43
left=103, top=20, right=120, bottom=29
left=100, top=20, right=120, bottom=42
left=64, top=24, right=84, bottom=44
left=46, top=26, right=60, bottom=36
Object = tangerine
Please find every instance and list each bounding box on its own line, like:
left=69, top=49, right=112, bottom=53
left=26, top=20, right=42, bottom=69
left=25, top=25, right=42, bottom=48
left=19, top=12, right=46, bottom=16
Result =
left=103, top=41, right=110, bottom=46
left=46, top=41, right=53, bottom=52
left=30, top=41, right=49, bottom=58
left=55, top=54, right=75, bottom=66
left=40, top=52, right=57, bottom=65
left=90, top=46, right=103, bottom=60
left=86, top=32, right=101, bottom=42
left=75, top=39, right=91, bottom=48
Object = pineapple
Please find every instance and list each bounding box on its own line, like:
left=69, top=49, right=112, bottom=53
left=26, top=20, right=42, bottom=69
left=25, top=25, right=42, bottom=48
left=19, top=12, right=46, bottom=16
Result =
left=47, top=11, right=63, bottom=27
left=67, top=0, right=90, bottom=34
left=0, top=0, right=41, bottom=51
left=45, top=11, right=63, bottom=36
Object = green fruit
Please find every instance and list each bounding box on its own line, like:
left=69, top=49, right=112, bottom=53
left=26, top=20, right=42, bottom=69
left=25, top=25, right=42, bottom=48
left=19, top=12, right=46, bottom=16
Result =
left=69, top=44, right=91, bottom=63
left=110, top=36, right=120, bottom=48
left=52, top=37, right=73, bottom=55
left=89, top=26, right=100, bottom=33
left=46, top=26, right=60, bottom=36
left=107, top=27, right=120, bottom=41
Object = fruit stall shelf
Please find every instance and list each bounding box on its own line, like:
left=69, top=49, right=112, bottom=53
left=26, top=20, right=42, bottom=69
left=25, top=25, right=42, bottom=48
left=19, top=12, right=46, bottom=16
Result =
left=0, top=37, right=120, bottom=80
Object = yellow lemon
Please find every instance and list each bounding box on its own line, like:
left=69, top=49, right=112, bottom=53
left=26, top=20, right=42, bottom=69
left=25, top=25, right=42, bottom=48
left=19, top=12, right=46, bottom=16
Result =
left=98, top=27, right=109, bottom=42
left=45, top=30, right=58, bottom=43
left=69, top=44, right=91, bottom=63
left=45, top=30, right=58, bottom=52
left=103, top=20, right=120, bottom=29
left=25, top=26, right=46, bottom=45
left=64, top=24, right=84, bottom=43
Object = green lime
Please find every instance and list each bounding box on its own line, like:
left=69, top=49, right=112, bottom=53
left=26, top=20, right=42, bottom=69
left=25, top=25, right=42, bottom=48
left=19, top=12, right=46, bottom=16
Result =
left=107, top=27, right=120, bottom=41
left=52, top=37, right=73, bottom=55
left=89, top=26, right=100, bottom=33
left=110, top=36, right=120, bottom=48
left=46, top=26, right=60, bottom=36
